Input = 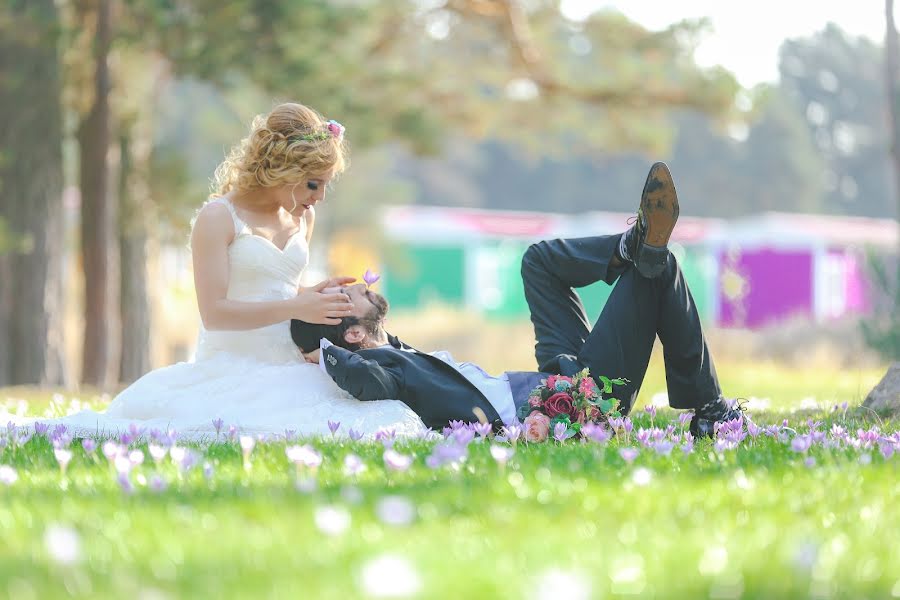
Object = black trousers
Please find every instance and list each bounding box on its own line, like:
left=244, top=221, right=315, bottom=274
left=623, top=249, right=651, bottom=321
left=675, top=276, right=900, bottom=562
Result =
left=521, top=235, right=721, bottom=414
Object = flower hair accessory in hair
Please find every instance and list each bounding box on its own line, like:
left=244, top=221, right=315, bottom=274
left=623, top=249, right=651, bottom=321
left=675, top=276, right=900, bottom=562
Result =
left=325, top=120, right=345, bottom=140
left=291, top=119, right=345, bottom=143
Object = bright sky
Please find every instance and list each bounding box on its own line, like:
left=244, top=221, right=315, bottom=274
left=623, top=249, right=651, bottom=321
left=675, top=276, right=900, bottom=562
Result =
left=559, top=0, right=889, bottom=86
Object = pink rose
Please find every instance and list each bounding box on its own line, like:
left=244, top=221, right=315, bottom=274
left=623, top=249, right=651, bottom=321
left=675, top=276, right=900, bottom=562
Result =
left=546, top=375, right=559, bottom=389
left=524, top=411, right=551, bottom=443
left=544, top=393, right=575, bottom=419
left=528, top=396, right=542, bottom=407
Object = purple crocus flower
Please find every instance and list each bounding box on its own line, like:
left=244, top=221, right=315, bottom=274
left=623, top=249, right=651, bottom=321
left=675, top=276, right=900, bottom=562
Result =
left=502, top=423, right=522, bottom=444
left=149, top=475, right=168, bottom=493
left=128, top=449, right=145, bottom=467
left=489, top=444, right=514, bottom=466
left=619, top=447, right=639, bottom=463
left=344, top=453, right=367, bottom=477
left=16, top=430, right=33, bottom=446
left=102, top=441, right=120, bottom=463
left=553, top=422, right=569, bottom=443
left=348, top=429, right=364, bottom=442
left=52, top=424, right=67, bottom=440
left=452, top=427, right=475, bottom=446
left=363, top=269, right=380, bottom=287
left=635, top=428, right=652, bottom=447
left=678, top=412, right=693, bottom=428
left=34, top=422, right=49, bottom=437
left=116, top=472, right=134, bottom=495
left=283, top=429, right=297, bottom=442
left=473, top=422, right=492, bottom=438
left=652, top=440, right=674, bottom=456
left=879, top=441, right=895, bottom=460
left=148, top=444, right=167, bottom=464
left=582, top=422, right=611, bottom=444
left=328, top=421, right=341, bottom=436
left=681, top=439, right=694, bottom=455
left=54, top=448, right=73, bottom=475
left=623, top=418, right=634, bottom=435
left=791, top=435, right=812, bottom=453
left=212, top=418, right=224, bottom=438
left=375, top=429, right=397, bottom=448
left=286, top=445, right=322, bottom=469
left=239, top=435, right=255, bottom=453
left=644, top=405, right=657, bottom=421
left=804, top=456, right=817, bottom=468
left=448, top=420, right=466, bottom=431
left=203, top=462, right=215, bottom=480
left=82, top=438, right=97, bottom=454
left=128, top=423, right=144, bottom=440
left=383, top=449, right=412, bottom=472
left=119, top=432, right=135, bottom=447
left=426, top=442, right=468, bottom=469
left=0, top=465, right=18, bottom=486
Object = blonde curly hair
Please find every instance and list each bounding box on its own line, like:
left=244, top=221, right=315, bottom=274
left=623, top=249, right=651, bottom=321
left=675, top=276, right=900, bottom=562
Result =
left=211, top=102, right=348, bottom=207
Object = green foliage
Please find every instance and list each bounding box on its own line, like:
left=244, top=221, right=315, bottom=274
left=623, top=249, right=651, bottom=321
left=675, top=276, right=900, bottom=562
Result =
left=859, top=251, right=900, bottom=361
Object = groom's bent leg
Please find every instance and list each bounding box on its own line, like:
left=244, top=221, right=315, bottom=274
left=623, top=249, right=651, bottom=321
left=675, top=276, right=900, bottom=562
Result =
left=577, top=252, right=721, bottom=413
left=521, top=236, right=624, bottom=373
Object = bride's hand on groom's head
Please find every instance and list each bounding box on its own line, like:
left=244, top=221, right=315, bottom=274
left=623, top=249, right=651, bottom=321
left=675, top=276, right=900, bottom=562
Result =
left=319, top=276, right=356, bottom=291
left=303, top=349, right=321, bottom=364
left=291, top=284, right=354, bottom=325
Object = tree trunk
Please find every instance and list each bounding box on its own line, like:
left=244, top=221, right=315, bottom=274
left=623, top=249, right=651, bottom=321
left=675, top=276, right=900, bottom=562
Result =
left=0, top=0, right=67, bottom=386
left=118, top=133, right=154, bottom=383
left=886, top=0, right=900, bottom=222
left=78, top=0, right=113, bottom=387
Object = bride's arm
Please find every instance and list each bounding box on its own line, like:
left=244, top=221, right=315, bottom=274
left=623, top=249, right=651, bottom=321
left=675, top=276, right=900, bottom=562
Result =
left=191, top=203, right=353, bottom=330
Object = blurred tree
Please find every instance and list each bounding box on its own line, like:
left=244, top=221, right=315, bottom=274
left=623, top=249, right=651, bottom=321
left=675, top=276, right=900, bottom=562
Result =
left=0, top=3, right=66, bottom=383
left=779, top=24, right=893, bottom=217
left=68, top=0, right=115, bottom=386
left=0, top=0, right=68, bottom=386
left=887, top=0, right=900, bottom=221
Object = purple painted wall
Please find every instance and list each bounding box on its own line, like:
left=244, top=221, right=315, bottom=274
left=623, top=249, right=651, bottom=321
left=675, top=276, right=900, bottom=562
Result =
left=718, top=249, right=813, bottom=328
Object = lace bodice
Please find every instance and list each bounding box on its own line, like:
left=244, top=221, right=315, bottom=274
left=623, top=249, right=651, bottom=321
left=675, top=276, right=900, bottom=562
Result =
left=195, top=198, right=309, bottom=364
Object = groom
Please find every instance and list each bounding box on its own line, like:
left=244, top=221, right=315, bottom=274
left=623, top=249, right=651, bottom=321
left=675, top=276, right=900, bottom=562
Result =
left=292, top=163, right=743, bottom=437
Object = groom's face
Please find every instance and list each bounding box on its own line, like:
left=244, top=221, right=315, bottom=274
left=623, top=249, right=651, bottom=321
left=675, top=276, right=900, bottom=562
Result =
left=339, top=284, right=388, bottom=321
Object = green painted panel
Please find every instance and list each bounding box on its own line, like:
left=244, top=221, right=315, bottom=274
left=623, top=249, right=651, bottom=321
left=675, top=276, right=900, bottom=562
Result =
left=383, top=244, right=466, bottom=309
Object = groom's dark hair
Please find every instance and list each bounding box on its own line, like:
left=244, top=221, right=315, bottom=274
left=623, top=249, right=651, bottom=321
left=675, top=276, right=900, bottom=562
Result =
left=290, top=292, right=389, bottom=353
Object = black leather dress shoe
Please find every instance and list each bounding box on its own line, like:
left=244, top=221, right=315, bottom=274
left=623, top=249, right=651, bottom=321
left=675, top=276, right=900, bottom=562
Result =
left=621, top=162, right=680, bottom=278
left=690, top=397, right=745, bottom=438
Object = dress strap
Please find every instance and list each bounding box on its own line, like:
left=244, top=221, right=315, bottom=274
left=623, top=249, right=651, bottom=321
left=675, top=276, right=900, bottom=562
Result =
left=211, top=197, right=250, bottom=237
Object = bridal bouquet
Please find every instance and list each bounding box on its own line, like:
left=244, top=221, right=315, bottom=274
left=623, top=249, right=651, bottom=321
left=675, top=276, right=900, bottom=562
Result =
left=516, top=369, right=626, bottom=443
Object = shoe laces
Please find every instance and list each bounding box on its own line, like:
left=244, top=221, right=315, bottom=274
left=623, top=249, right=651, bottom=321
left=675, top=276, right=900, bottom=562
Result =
left=696, top=396, right=745, bottom=422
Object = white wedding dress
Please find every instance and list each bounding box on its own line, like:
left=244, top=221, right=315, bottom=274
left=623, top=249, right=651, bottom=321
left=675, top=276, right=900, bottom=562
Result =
left=5, top=198, right=425, bottom=440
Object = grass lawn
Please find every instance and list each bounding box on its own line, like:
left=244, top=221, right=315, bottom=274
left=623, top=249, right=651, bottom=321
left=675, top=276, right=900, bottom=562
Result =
left=1, top=363, right=897, bottom=599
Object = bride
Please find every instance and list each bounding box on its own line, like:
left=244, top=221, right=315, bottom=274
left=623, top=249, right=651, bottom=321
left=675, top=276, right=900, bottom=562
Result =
left=12, top=103, right=425, bottom=439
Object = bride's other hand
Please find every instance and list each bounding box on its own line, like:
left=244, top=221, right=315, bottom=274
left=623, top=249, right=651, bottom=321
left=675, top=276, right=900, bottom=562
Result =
left=291, top=281, right=353, bottom=324
left=303, top=349, right=321, bottom=363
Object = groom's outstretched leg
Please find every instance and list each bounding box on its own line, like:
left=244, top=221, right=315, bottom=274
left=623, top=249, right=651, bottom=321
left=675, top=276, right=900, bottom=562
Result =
left=521, top=236, right=623, bottom=373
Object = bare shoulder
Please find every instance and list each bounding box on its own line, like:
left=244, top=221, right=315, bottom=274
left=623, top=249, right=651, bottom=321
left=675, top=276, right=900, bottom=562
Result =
left=191, top=200, right=235, bottom=245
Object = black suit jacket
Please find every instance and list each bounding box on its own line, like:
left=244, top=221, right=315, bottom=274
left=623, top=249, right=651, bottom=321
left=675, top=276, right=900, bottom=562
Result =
left=319, top=334, right=544, bottom=430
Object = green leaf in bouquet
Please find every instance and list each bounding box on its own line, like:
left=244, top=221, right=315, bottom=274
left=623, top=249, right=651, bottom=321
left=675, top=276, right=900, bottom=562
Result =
left=598, top=375, right=613, bottom=394
left=549, top=414, right=571, bottom=429
left=569, top=422, right=582, bottom=434
left=598, top=398, right=615, bottom=414
left=610, top=378, right=629, bottom=387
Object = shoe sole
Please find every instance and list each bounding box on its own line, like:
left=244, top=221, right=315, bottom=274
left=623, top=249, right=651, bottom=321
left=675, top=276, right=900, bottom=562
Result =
left=640, top=162, right=679, bottom=247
